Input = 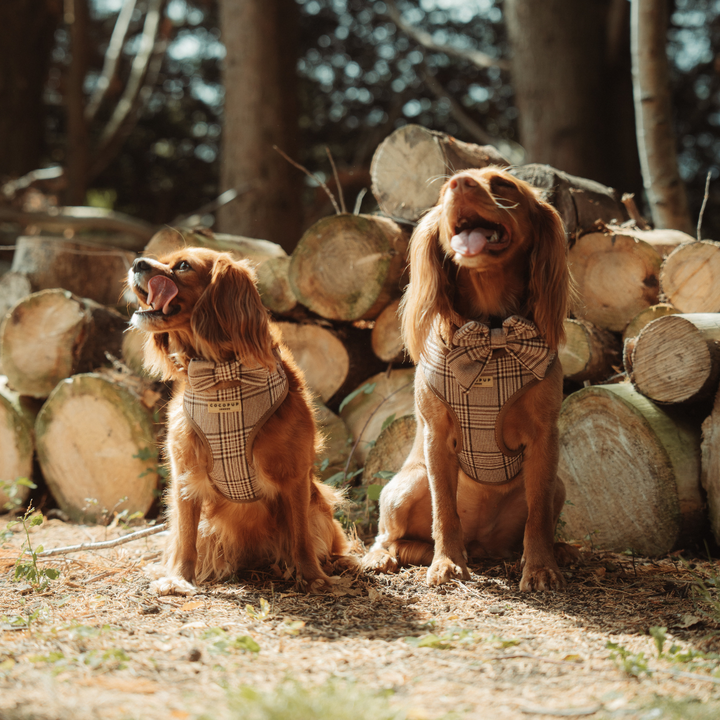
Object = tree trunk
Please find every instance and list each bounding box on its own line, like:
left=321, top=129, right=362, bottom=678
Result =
left=288, top=214, right=408, bottom=321
left=362, top=414, right=416, bottom=486
left=371, top=298, right=404, bottom=364
left=558, top=319, right=621, bottom=383
left=558, top=383, right=703, bottom=556
left=628, top=313, right=720, bottom=404
left=505, top=0, right=641, bottom=196
left=1, top=289, right=127, bottom=398
left=0, top=384, right=41, bottom=512
left=0, top=0, right=59, bottom=176
left=370, top=124, right=508, bottom=222
left=217, top=0, right=301, bottom=253
left=339, top=368, right=415, bottom=465
left=569, top=230, right=662, bottom=331
left=35, top=372, right=162, bottom=523
left=631, top=0, right=693, bottom=234
left=275, top=321, right=349, bottom=404
left=660, top=240, right=720, bottom=313
left=11, top=236, right=136, bottom=307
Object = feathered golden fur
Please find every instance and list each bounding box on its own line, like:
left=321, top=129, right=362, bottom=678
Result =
left=362, top=167, right=578, bottom=591
left=128, top=247, right=354, bottom=595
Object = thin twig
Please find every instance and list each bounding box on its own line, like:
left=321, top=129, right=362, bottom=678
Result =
left=353, top=188, right=368, bottom=215
left=34, top=523, right=167, bottom=558
left=273, top=146, right=341, bottom=215
left=325, top=147, right=346, bottom=213
left=171, top=184, right=255, bottom=226
left=697, top=170, right=712, bottom=242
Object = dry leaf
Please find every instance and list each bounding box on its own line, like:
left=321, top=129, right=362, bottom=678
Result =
left=180, top=600, right=204, bottom=612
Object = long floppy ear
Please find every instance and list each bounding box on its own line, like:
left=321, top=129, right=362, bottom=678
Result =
left=400, top=204, right=456, bottom=362
left=527, top=198, right=571, bottom=350
left=142, top=332, right=181, bottom=381
left=190, top=254, right=275, bottom=369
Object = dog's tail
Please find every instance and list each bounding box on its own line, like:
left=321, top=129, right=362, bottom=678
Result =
left=391, top=539, right=435, bottom=567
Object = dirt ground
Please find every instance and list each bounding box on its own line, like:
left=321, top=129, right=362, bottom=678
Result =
left=2, top=518, right=720, bottom=720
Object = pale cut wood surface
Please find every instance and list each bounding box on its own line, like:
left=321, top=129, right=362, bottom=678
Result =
left=0, top=271, right=32, bottom=321
left=275, top=322, right=349, bottom=404
left=255, top=256, right=297, bottom=315
left=314, top=403, right=355, bottom=483
left=569, top=231, right=662, bottom=331
left=1, top=289, right=127, bottom=398
left=370, top=124, right=508, bottom=222
left=602, top=225, right=692, bottom=259
left=362, top=414, right=417, bottom=486
left=371, top=298, right=404, bottom=363
left=35, top=372, right=161, bottom=523
left=288, top=214, right=408, bottom=321
left=701, top=387, right=720, bottom=545
left=558, top=383, right=703, bottom=556
left=558, top=318, right=621, bottom=382
left=622, top=303, right=679, bottom=341
left=340, top=368, right=415, bottom=465
left=630, top=313, right=720, bottom=404
left=660, top=240, right=720, bottom=313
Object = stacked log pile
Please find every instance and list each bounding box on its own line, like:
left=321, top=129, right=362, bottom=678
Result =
left=1, top=123, right=719, bottom=556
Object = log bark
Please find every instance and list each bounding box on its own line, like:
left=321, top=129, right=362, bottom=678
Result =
left=362, top=414, right=417, bottom=486
left=701, top=387, right=720, bottom=545
left=314, top=403, right=356, bottom=483
left=275, top=321, right=349, bottom=404
left=0, top=271, right=32, bottom=320
left=0, top=383, right=41, bottom=511
left=1, top=289, right=127, bottom=398
left=11, top=235, right=136, bottom=307
left=558, top=318, right=621, bottom=383
left=371, top=298, right=405, bottom=363
left=509, top=165, right=628, bottom=241
left=660, top=240, right=720, bottom=313
left=569, top=230, right=662, bottom=331
left=628, top=313, right=720, bottom=404
left=558, top=383, right=703, bottom=556
left=339, top=368, right=415, bottom=465
left=144, top=228, right=295, bottom=314
left=603, top=224, right=692, bottom=259
left=622, top=303, right=679, bottom=341
left=370, top=124, right=509, bottom=222
left=35, top=372, right=162, bottom=523
left=288, top=214, right=408, bottom=321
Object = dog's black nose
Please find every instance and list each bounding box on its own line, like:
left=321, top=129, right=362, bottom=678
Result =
left=133, top=258, right=151, bottom=273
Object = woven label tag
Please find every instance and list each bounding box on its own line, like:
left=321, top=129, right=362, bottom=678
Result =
left=208, top=400, right=242, bottom=413
left=475, top=376, right=494, bottom=388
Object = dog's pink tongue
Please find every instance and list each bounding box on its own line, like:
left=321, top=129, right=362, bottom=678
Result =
left=146, top=275, right=178, bottom=314
left=450, top=229, right=491, bottom=257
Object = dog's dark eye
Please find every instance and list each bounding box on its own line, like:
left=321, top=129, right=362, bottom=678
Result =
left=174, top=260, right=193, bottom=272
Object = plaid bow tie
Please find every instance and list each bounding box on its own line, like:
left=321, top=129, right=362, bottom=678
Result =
left=445, top=316, right=553, bottom=391
left=187, top=359, right=276, bottom=392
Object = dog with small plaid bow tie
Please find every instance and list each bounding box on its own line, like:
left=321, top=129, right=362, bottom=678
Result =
left=128, top=246, right=355, bottom=595
left=362, top=167, right=579, bottom=591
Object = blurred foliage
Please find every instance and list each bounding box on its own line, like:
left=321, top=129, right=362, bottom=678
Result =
left=34, top=0, right=720, bottom=238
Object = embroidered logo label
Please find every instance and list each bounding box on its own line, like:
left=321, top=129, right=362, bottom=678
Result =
left=208, top=400, right=242, bottom=413
left=475, top=376, right=494, bottom=388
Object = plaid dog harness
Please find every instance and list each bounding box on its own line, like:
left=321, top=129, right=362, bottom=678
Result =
left=420, top=316, right=555, bottom=484
left=184, top=356, right=289, bottom=502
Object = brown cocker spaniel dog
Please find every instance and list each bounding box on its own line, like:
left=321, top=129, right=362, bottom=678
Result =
left=128, top=247, right=354, bottom=595
left=362, top=167, right=576, bottom=591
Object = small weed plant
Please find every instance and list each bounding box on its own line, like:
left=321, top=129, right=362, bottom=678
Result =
left=9, top=505, right=59, bottom=591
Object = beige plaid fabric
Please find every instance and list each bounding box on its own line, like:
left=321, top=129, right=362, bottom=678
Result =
left=420, top=316, right=554, bottom=484
left=183, top=356, right=288, bottom=502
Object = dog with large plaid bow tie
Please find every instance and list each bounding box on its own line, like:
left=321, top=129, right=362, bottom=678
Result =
left=128, top=246, right=355, bottom=595
left=362, top=167, right=579, bottom=591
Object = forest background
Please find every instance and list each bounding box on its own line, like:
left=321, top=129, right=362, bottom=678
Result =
left=0, top=0, right=718, bottom=252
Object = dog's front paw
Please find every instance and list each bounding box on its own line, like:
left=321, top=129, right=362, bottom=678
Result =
left=361, top=548, right=399, bottom=574
left=150, top=576, right=198, bottom=596
left=427, top=556, right=470, bottom=586
left=519, top=564, right=565, bottom=592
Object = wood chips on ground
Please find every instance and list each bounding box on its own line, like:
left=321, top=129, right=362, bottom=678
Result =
left=1, top=518, right=720, bottom=720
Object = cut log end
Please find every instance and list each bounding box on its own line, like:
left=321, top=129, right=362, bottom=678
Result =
left=660, top=240, right=720, bottom=314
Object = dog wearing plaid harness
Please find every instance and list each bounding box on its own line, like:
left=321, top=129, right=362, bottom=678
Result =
left=421, top=316, right=555, bottom=485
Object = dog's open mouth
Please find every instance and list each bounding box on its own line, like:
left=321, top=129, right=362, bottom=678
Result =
left=135, top=275, right=180, bottom=317
left=450, top=215, right=510, bottom=257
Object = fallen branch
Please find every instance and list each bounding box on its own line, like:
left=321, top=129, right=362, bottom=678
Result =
left=35, top=523, right=167, bottom=558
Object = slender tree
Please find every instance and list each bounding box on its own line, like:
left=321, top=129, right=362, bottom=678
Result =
left=217, top=0, right=302, bottom=252
left=631, top=0, right=693, bottom=233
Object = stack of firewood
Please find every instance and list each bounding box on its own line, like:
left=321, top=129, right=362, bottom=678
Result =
left=2, top=123, right=719, bottom=551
